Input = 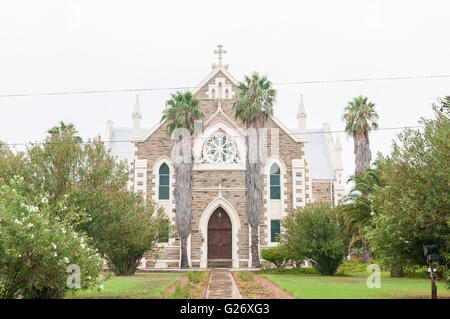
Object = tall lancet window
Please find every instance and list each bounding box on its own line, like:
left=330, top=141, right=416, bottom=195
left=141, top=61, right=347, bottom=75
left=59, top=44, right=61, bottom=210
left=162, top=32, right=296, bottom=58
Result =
left=159, top=163, right=170, bottom=200
left=270, top=163, right=281, bottom=200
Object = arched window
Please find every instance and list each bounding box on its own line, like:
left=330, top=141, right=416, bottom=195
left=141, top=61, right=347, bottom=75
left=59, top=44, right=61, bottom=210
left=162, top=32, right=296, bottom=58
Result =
left=159, top=163, right=170, bottom=200
left=202, top=131, right=239, bottom=164
left=218, top=82, right=222, bottom=98
left=270, top=163, right=281, bottom=200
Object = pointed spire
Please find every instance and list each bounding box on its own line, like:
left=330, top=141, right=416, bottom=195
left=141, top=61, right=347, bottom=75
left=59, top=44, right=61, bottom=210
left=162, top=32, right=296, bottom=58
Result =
left=132, top=95, right=142, bottom=119
left=297, top=94, right=306, bottom=119
left=334, top=133, right=343, bottom=170
left=132, top=95, right=142, bottom=139
left=335, top=133, right=342, bottom=151
left=297, top=94, right=307, bottom=141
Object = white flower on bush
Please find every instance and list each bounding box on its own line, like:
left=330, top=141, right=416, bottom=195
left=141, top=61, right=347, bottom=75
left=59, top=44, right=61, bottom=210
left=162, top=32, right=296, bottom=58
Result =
left=26, top=205, right=39, bottom=213
left=41, top=197, right=48, bottom=204
left=81, top=243, right=86, bottom=249
left=51, top=242, right=57, bottom=249
left=61, top=227, right=66, bottom=234
left=54, top=252, right=58, bottom=257
left=63, top=257, right=70, bottom=264
left=99, top=285, right=104, bottom=290
left=31, top=234, right=34, bottom=239
left=27, top=223, right=33, bottom=228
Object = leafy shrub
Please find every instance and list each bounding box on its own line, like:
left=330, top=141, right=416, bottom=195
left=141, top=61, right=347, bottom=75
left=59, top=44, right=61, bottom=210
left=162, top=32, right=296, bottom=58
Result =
left=169, top=282, right=190, bottom=299
left=369, top=102, right=449, bottom=279
left=1, top=126, right=171, bottom=277
left=258, top=267, right=318, bottom=275
left=281, top=203, right=350, bottom=275
left=0, top=177, right=103, bottom=299
left=170, top=271, right=209, bottom=299
left=235, top=270, right=254, bottom=282
left=76, top=188, right=171, bottom=276
left=261, top=246, right=289, bottom=268
left=187, top=271, right=209, bottom=284
left=403, top=265, right=429, bottom=279
left=337, top=260, right=368, bottom=273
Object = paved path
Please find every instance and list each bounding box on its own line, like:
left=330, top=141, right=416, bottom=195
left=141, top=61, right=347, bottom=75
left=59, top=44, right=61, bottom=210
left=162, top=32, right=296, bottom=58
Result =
left=206, top=268, right=242, bottom=299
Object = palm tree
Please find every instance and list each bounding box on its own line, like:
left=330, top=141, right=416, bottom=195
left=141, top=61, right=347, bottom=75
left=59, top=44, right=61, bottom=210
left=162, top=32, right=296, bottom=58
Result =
left=342, top=96, right=378, bottom=263
left=161, top=91, right=204, bottom=269
left=233, top=72, right=276, bottom=268
left=341, top=169, right=383, bottom=263
left=343, top=96, right=378, bottom=176
left=48, top=121, right=82, bottom=143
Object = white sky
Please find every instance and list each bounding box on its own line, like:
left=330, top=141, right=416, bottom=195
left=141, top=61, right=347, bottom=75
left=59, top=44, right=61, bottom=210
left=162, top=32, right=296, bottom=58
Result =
left=1, top=0, right=449, bottom=186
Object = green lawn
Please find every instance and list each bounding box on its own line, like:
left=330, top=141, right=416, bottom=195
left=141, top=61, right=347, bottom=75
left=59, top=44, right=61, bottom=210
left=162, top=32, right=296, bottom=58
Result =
left=66, top=272, right=184, bottom=299
left=262, top=272, right=450, bottom=299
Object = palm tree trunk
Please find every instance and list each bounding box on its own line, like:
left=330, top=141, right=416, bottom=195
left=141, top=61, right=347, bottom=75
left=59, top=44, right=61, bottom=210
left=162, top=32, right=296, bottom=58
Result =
left=250, top=225, right=261, bottom=268
left=246, top=125, right=264, bottom=268
left=180, top=236, right=189, bottom=269
left=361, top=240, right=370, bottom=264
left=354, top=132, right=372, bottom=176
left=174, top=160, right=193, bottom=269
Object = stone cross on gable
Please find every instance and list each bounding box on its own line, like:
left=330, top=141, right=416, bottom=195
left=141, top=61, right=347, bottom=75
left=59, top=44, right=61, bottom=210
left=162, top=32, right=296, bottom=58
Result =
left=214, top=44, right=227, bottom=66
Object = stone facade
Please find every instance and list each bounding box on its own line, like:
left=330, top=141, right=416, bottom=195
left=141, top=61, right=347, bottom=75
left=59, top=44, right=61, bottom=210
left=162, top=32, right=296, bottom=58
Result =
left=104, top=50, right=344, bottom=269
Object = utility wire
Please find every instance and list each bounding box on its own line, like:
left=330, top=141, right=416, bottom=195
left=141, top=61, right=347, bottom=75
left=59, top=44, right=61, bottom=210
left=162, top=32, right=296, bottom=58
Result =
left=2, top=125, right=425, bottom=146
left=0, top=74, right=449, bottom=98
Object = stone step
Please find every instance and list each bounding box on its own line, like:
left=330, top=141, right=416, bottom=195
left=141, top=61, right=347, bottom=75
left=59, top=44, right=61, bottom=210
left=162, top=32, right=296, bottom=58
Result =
left=208, top=259, right=232, bottom=268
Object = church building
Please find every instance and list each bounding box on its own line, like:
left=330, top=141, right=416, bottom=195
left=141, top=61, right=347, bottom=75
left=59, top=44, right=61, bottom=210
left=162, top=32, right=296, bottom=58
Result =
left=103, top=45, right=344, bottom=269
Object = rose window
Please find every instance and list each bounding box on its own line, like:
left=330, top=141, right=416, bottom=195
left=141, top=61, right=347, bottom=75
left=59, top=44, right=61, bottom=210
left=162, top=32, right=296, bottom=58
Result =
left=202, top=132, right=239, bottom=164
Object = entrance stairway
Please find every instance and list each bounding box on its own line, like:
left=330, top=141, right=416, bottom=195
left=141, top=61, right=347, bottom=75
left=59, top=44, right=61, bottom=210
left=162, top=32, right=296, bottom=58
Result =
left=208, top=259, right=232, bottom=268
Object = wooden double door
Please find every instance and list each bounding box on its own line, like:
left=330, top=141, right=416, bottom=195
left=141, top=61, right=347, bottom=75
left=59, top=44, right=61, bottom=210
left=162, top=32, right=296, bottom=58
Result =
left=207, top=207, right=232, bottom=260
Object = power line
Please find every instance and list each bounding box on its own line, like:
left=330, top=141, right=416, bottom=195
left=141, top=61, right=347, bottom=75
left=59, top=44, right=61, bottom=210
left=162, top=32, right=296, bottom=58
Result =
left=2, top=125, right=424, bottom=146
left=0, top=74, right=449, bottom=98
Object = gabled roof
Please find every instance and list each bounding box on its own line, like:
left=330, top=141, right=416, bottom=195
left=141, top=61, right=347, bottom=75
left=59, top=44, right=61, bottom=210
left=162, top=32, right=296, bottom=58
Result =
left=291, top=128, right=335, bottom=179
left=109, top=127, right=150, bottom=164
left=191, top=65, right=239, bottom=96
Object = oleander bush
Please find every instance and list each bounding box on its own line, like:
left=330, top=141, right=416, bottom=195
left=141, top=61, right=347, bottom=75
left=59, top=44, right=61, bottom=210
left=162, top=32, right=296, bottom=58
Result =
left=0, top=177, right=103, bottom=299
left=0, top=123, right=171, bottom=298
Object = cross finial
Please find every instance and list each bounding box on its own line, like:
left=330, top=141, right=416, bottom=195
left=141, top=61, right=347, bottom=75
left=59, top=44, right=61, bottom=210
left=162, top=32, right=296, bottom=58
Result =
left=213, top=44, right=227, bottom=67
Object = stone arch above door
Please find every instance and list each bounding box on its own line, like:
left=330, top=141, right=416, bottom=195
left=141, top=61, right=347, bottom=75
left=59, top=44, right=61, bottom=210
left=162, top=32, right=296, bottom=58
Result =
left=208, top=207, right=232, bottom=260
left=199, top=197, right=240, bottom=268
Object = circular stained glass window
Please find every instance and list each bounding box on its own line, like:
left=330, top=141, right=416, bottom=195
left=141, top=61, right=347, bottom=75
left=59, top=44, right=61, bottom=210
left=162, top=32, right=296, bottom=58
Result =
left=202, top=132, right=239, bottom=164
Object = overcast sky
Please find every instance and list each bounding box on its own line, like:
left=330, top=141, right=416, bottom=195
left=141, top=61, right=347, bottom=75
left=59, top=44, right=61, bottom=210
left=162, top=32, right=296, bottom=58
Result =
left=1, top=0, right=449, bottom=187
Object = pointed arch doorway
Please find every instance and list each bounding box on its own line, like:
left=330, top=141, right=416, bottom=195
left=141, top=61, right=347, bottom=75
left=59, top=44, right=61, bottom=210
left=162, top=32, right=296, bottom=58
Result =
left=207, top=207, right=232, bottom=267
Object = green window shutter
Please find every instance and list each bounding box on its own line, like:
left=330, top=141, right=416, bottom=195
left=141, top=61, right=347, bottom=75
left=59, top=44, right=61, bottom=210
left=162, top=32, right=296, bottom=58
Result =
left=270, top=186, right=281, bottom=200
left=159, top=163, right=170, bottom=200
left=159, top=186, right=169, bottom=200
left=271, top=220, right=281, bottom=242
left=270, top=163, right=281, bottom=199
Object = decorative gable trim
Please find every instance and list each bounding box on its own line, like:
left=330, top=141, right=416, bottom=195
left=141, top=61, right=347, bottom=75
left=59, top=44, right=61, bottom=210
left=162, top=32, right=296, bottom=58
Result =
left=272, top=116, right=306, bottom=143
left=135, top=119, right=166, bottom=142
left=204, top=102, right=246, bottom=136
left=191, top=66, right=239, bottom=97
